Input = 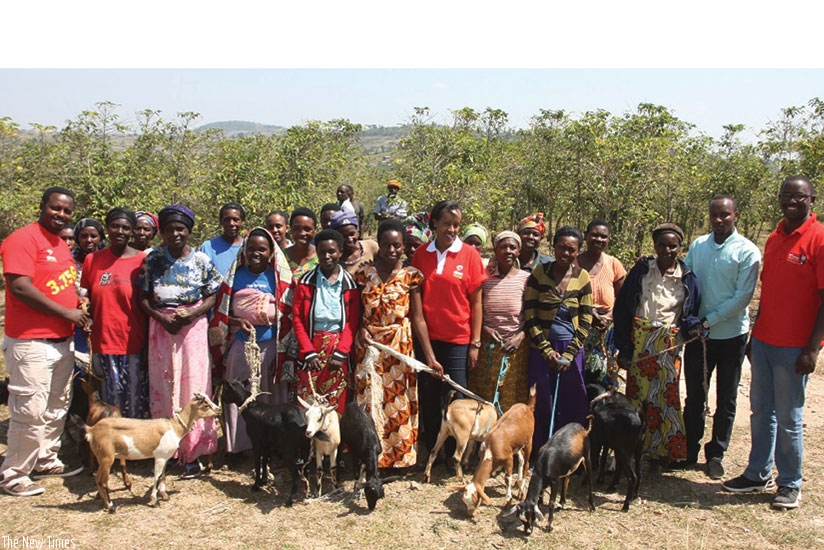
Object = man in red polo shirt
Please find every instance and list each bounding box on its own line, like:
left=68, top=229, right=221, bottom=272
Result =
left=0, top=187, right=90, bottom=497
left=723, top=176, right=824, bottom=510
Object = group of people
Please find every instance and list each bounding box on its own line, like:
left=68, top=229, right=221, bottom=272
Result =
left=1, top=176, right=819, bottom=513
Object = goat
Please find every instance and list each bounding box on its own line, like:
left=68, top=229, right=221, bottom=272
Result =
left=298, top=394, right=341, bottom=498
left=221, top=379, right=310, bottom=506
left=85, top=392, right=221, bottom=513
left=506, top=419, right=595, bottom=534
left=81, top=374, right=131, bottom=490
left=339, top=401, right=400, bottom=510
left=449, top=385, right=536, bottom=517
left=589, top=390, right=644, bottom=511
left=424, top=390, right=498, bottom=483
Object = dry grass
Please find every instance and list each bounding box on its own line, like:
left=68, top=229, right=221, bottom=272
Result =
left=1, top=305, right=823, bottom=549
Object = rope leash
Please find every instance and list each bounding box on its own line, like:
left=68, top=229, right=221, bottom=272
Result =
left=622, top=334, right=702, bottom=367
left=239, top=329, right=262, bottom=412
left=547, top=370, right=561, bottom=439
left=484, top=340, right=511, bottom=416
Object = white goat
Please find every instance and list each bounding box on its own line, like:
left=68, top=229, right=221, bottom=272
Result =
left=298, top=394, right=341, bottom=498
left=85, top=392, right=221, bottom=513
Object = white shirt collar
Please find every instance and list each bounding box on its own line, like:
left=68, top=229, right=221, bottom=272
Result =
left=426, top=237, right=463, bottom=254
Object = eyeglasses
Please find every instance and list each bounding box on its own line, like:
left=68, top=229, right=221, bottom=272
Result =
left=778, top=192, right=812, bottom=202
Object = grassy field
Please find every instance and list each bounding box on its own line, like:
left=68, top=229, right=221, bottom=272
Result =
left=1, top=301, right=823, bottom=549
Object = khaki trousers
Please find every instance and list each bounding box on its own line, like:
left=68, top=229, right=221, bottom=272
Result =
left=0, top=336, right=74, bottom=489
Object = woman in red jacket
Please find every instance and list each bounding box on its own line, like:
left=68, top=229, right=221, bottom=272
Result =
left=292, top=229, right=361, bottom=415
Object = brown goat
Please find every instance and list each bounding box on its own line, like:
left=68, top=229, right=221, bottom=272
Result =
left=449, top=385, right=537, bottom=517
left=86, top=392, right=221, bottom=513
left=424, top=391, right=498, bottom=482
left=82, top=375, right=130, bottom=490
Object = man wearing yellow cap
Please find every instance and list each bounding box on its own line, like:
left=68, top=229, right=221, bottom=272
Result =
left=373, top=180, right=408, bottom=221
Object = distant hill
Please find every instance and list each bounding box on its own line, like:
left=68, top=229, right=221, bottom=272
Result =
left=196, top=120, right=287, bottom=137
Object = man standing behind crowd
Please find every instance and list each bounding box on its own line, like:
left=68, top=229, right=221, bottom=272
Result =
left=0, top=186, right=90, bottom=496
left=336, top=184, right=365, bottom=231
left=199, top=202, right=245, bottom=277
left=682, top=195, right=760, bottom=480
left=373, top=180, right=407, bottom=222
left=723, top=176, right=824, bottom=510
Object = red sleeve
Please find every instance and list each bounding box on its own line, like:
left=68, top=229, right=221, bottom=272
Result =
left=291, top=282, right=316, bottom=360
left=465, top=246, right=488, bottom=294
left=1, top=229, right=35, bottom=277
left=816, top=232, right=824, bottom=290
left=336, top=287, right=361, bottom=355
left=80, top=253, right=93, bottom=291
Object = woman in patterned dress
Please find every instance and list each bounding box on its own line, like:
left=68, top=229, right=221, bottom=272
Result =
left=614, top=223, right=702, bottom=476
left=137, top=204, right=223, bottom=479
left=353, top=219, right=441, bottom=469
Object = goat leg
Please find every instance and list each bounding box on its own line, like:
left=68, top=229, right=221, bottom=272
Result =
left=583, top=444, right=595, bottom=511
left=120, top=458, right=131, bottom=491
left=423, top=427, right=450, bottom=483
left=547, top=480, right=558, bottom=532
left=96, top=455, right=115, bottom=513
left=559, top=476, right=570, bottom=509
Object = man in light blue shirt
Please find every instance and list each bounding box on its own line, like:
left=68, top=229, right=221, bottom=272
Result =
left=681, top=194, right=761, bottom=480
left=199, top=202, right=246, bottom=277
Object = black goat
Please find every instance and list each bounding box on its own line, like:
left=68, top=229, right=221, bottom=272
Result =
left=508, top=420, right=595, bottom=534
left=339, top=402, right=399, bottom=510
left=589, top=390, right=643, bottom=511
left=221, top=379, right=311, bottom=507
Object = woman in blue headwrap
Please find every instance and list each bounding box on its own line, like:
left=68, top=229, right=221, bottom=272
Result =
left=137, top=205, right=223, bottom=479
left=331, top=209, right=379, bottom=276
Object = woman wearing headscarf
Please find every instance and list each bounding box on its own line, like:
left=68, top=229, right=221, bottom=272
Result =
left=403, top=212, right=432, bottom=267
left=132, top=211, right=159, bottom=253
left=614, top=223, right=702, bottom=476
left=80, top=208, right=149, bottom=418
left=575, top=219, right=627, bottom=385
left=517, top=212, right=553, bottom=272
left=468, top=230, right=531, bottom=413
left=72, top=217, right=106, bottom=355
left=137, top=205, right=223, bottom=479
left=524, top=226, right=593, bottom=455
left=209, top=227, right=295, bottom=455
left=330, top=209, right=379, bottom=276
left=462, top=223, right=489, bottom=267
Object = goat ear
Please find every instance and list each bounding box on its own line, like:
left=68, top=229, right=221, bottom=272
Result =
left=324, top=405, right=337, bottom=415
left=445, top=484, right=466, bottom=492
left=501, top=505, right=518, bottom=517
left=297, top=396, right=310, bottom=409
left=534, top=505, right=545, bottom=521
left=354, top=481, right=364, bottom=490
left=382, top=475, right=401, bottom=484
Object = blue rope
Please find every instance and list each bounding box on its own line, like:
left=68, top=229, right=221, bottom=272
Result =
left=484, top=341, right=510, bottom=416
left=548, top=369, right=561, bottom=439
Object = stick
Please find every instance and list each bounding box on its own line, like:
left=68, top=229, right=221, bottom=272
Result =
left=365, top=338, right=493, bottom=407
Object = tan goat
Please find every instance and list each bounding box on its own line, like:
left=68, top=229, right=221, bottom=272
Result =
left=81, top=375, right=130, bottom=490
left=424, top=391, right=498, bottom=482
left=449, top=385, right=537, bottom=517
left=85, top=392, right=221, bottom=513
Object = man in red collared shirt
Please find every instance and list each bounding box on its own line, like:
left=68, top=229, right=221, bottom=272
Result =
left=0, top=187, right=90, bottom=497
left=723, top=176, right=824, bottom=510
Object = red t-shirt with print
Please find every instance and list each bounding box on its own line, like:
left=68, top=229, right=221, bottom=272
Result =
left=81, top=248, right=148, bottom=355
left=1, top=222, right=78, bottom=339
left=412, top=240, right=487, bottom=344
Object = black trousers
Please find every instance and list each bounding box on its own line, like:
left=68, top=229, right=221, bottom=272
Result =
left=415, top=340, right=469, bottom=455
left=683, top=334, right=748, bottom=462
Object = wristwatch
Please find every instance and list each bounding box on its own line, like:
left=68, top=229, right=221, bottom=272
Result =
left=701, top=318, right=710, bottom=330
left=471, top=340, right=482, bottom=349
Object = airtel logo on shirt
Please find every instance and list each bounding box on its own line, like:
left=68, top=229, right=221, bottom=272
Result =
left=787, top=253, right=808, bottom=265
left=453, top=264, right=464, bottom=279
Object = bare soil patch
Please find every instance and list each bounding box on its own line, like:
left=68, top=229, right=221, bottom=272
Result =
left=1, top=304, right=822, bottom=549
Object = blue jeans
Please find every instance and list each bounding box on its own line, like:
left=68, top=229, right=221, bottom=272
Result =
left=744, top=337, right=808, bottom=489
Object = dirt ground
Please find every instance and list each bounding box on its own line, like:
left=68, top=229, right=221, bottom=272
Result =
left=1, top=307, right=823, bottom=549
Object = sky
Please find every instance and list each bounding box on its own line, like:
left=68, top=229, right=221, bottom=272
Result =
left=2, top=2, right=823, bottom=141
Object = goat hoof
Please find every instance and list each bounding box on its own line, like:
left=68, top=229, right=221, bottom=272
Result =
left=107, top=504, right=116, bottom=514
left=285, top=499, right=294, bottom=508
left=622, top=504, right=630, bottom=512
left=251, top=485, right=262, bottom=493
left=159, top=492, right=169, bottom=502
left=148, top=499, right=157, bottom=508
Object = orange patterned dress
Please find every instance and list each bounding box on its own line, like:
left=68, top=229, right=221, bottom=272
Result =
left=354, top=264, right=424, bottom=468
